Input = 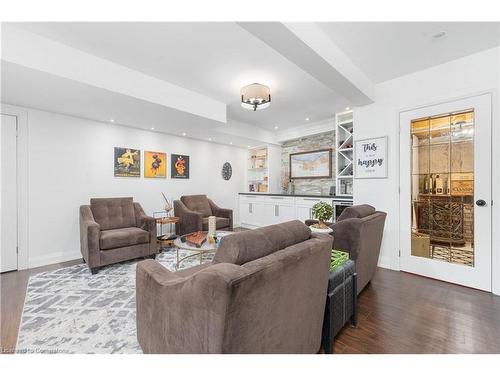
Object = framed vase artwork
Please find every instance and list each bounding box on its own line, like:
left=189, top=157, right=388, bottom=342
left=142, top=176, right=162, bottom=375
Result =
left=171, top=154, right=190, bottom=179
left=114, top=147, right=141, bottom=177
left=289, top=149, right=332, bottom=179
left=354, top=136, right=388, bottom=179
left=144, top=151, right=167, bottom=178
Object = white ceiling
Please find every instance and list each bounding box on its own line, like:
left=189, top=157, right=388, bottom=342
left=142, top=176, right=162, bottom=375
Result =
left=1, top=61, right=268, bottom=148
left=11, top=22, right=350, bottom=131
left=318, top=22, right=500, bottom=83
left=2, top=22, right=499, bottom=146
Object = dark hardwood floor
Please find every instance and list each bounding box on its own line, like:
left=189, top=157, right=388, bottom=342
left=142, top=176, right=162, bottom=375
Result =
left=335, top=269, right=500, bottom=353
left=2, top=260, right=500, bottom=354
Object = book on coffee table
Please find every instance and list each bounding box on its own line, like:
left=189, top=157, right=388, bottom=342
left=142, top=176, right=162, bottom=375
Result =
left=185, top=231, right=207, bottom=248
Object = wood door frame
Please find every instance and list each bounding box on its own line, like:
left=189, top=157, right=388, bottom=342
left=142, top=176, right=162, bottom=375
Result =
left=398, top=92, right=494, bottom=292
left=1, top=104, right=29, bottom=270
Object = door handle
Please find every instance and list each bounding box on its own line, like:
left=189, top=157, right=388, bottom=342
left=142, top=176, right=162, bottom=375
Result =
left=476, top=199, right=487, bottom=207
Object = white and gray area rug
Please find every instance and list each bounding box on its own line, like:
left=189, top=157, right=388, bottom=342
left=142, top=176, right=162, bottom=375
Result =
left=16, top=248, right=213, bottom=354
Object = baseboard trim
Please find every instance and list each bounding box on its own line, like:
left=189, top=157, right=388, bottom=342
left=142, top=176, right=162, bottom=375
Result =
left=28, top=250, right=82, bottom=269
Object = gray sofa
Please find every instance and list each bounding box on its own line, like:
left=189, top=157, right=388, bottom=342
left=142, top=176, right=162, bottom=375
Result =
left=79, top=197, right=158, bottom=274
left=306, top=204, right=386, bottom=294
left=174, top=194, right=233, bottom=235
left=136, top=220, right=332, bottom=353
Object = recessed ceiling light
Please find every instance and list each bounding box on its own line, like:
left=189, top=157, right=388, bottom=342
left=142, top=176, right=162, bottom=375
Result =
left=247, top=145, right=251, bottom=148
left=208, top=137, right=212, bottom=141
left=432, top=31, right=446, bottom=39
left=345, top=107, right=351, bottom=111
left=230, top=141, right=233, bottom=145
left=151, top=127, right=155, bottom=130
left=305, top=117, right=310, bottom=121
left=110, top=119, right=115, bottom=123
left=274, top=126, right=279, bottom=130
left=182, top=132, right=186, bottom=136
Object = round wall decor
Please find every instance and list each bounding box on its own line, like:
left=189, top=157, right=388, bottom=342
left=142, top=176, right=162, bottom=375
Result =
left=222, top=162, right=232, bottom=180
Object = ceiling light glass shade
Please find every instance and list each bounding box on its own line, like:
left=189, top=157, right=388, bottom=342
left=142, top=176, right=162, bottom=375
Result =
left=240, top=83, right=271, bottom=111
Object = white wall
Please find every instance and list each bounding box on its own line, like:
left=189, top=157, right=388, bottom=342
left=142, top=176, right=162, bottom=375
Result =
left=354, top=47, right=499, bottom=293
left=8, top=106, right=246, bottom=268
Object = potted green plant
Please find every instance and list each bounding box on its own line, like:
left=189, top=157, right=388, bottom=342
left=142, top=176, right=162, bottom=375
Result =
left=311, top=201, right=333, bottom=229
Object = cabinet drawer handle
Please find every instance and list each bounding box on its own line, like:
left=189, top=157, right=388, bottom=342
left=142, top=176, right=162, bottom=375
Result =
left=275, top=205, right=279, bottom=216
left=249, top=203, right=253, bottom=213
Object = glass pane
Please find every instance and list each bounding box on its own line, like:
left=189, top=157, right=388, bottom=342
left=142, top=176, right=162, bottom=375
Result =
left=412, top=146, right=429, bottom=175
left=430, top=115, right=450, bottom=144
left=410, top=110, right=474, bottom=267
left=411, top=119, right=429, bottom=146
left=430, top=144, right=450, bottom=174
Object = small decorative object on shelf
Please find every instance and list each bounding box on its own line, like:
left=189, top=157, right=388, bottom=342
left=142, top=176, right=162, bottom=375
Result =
left=311, top=201, right=333, bottom=229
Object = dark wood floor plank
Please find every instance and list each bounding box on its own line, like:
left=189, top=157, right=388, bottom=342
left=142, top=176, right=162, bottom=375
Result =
left=2, top=260, right=500, bottom=354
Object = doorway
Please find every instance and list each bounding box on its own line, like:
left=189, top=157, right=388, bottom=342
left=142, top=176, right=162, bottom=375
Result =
left=1, top=113, right=18, bottom=272
left=399, top=94, right=492, bottom=291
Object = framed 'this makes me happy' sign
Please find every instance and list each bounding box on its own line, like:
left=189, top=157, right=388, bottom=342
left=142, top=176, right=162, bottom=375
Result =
left=354, top=136, right=388, bottom=179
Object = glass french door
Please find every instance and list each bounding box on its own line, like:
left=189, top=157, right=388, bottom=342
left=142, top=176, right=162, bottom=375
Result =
left=399, top=94, right=492, bottom=291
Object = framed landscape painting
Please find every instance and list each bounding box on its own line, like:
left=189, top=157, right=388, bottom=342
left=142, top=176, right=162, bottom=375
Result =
left=114, top=147, right=141, bottom=177
left=171, top=154, right=190, bottom=179
left=144, top=151, right=167, bottom=178
left=289, top=149, right=332, bottom=179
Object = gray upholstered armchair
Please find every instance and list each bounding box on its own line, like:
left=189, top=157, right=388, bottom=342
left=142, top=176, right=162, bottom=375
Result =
left=79, top=197, right=158, bottom=274
left=174, top=194, right=233, bottom=235
left=306, top=204, right=386, bottom=294
left=136, top=220, right=332, bottom=353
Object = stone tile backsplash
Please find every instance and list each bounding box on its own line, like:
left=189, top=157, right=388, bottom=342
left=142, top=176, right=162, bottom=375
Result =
left=281, top=131, right=336, bottom=195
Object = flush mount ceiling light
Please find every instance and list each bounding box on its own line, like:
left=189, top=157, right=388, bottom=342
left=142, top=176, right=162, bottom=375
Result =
left=240, top=83, right=271, bottom=111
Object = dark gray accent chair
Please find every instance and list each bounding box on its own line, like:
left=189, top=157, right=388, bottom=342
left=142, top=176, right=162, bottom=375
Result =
left=136, top=220, right=333, bottom=353
left=174, top=194, right=233, bottom=235
left=306, top=204, right=386, bottom=294
left=79, top=197, right=158, bottom=274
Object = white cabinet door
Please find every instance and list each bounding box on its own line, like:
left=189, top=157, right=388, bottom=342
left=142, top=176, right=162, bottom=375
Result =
left=273, top=203, right=296, bottom=224
left=255, top=203, right=274, bottom=227
left=240, top=199, right=273, bottom=228
left=239, top=202, right=250, bottom=225
left=295, top=205, right=313, bottom=222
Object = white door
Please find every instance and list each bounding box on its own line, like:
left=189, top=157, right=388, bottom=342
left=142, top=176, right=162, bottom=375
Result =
left=1, top=113, right=18, bottom=272
left=399, top=94, right=492, bottom=291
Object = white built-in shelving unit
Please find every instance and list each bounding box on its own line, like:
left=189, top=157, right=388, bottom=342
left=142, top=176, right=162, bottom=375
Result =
left=246, top=144, right=281, bottom=194
left=335, top=110, right=354, bottom=196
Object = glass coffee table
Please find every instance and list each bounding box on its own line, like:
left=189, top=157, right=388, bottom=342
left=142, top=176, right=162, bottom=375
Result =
left=173, top=231, right=232, bottom=269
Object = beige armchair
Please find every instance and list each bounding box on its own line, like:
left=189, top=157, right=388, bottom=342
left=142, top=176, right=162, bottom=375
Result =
left=79, top=197, right=157, bottom=274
